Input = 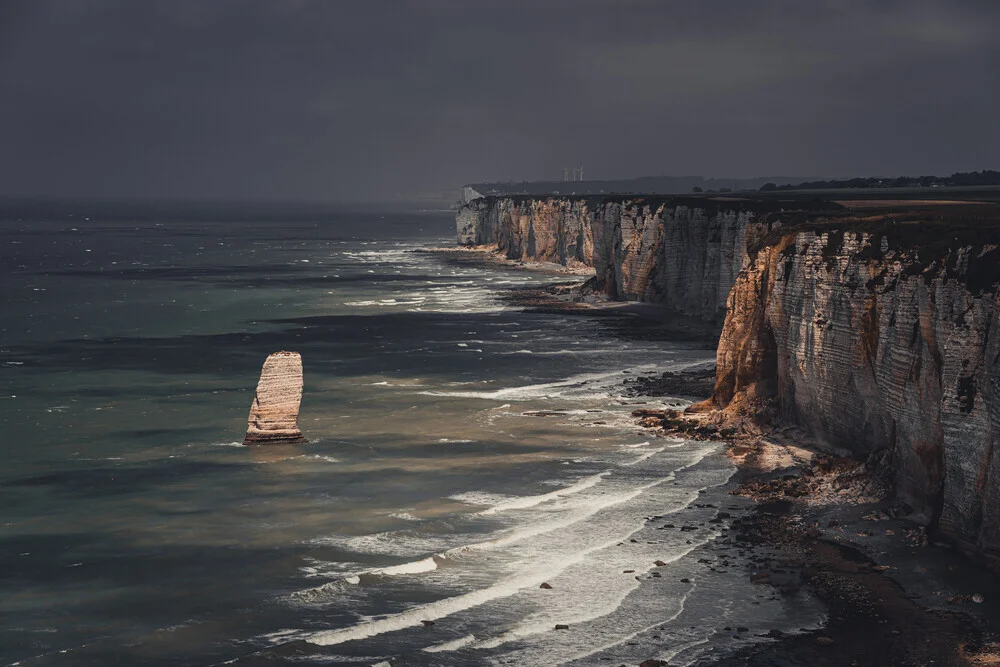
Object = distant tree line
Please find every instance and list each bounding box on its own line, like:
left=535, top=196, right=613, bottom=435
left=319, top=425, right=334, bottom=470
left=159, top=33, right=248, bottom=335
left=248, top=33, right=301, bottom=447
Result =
left=756, top=170, right=1000, bottom=192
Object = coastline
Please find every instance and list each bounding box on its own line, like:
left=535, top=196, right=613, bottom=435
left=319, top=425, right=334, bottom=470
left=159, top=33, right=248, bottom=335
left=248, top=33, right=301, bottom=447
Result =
left=439, top=243, right=1000, bottom=665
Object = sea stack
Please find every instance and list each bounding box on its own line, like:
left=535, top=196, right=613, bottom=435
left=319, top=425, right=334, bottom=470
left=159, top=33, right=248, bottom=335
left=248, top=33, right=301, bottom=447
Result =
left=243, top=351, right=306, bottom=445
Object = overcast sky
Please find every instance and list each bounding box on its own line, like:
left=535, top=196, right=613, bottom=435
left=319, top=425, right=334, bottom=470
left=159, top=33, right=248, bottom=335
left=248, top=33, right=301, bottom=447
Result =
left=1, top=0, right=997, bottom=202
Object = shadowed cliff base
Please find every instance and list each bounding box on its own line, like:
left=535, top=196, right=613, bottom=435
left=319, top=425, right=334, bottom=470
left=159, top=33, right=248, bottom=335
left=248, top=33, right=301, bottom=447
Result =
left=704, top=204, right=1000, bottom=567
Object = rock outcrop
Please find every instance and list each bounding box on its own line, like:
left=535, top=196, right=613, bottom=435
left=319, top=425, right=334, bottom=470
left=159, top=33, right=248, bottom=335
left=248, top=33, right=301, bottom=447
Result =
left=243, top=351, right=306, bottom=445
left=709, top=211, right=1000, bottom=560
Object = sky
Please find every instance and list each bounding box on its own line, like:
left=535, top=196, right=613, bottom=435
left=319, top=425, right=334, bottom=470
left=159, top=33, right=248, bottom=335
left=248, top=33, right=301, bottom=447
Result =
left=0, top=0, right=997, bottom=202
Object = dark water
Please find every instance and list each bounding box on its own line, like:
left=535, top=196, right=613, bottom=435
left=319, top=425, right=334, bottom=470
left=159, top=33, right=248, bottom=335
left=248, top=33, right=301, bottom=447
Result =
left=0, top=205, right=822, bottom=666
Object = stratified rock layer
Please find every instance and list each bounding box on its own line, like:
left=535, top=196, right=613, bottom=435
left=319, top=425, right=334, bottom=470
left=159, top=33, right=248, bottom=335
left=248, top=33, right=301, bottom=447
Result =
left=713, top=218, right=1000, bottom=559
left=457, top=196, right=805, bottom=323
left=243, top=351, right=306, bottom=445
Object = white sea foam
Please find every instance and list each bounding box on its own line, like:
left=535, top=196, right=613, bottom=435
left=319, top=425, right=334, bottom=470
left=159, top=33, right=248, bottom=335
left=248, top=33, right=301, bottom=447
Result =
left=376, top=556, right=438, bottom=576
left=418, top=369, right=628, bottom=402
left=448, top=490, right=512, bottom=507
left=478, top=472, right=609, bottom=515
left=423, top=633, right=477, bottom=653
left=292, top=555, right=442, bottom=602
left=306, top=455, right=340, bottom=464
left=307, top=564, right=566, bottom=646
left=308, top=531, right=457, bottom=558
left=623, top=447, right=665, bottom=466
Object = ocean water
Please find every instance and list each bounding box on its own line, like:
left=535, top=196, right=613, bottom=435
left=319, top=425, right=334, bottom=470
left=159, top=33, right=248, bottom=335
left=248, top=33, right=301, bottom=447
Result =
left=0, top=205, right=823, bottom=666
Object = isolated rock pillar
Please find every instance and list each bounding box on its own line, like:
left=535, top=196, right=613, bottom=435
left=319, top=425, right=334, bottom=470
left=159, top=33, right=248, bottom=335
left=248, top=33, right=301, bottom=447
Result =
left=243, top=351, right=306, bottom=445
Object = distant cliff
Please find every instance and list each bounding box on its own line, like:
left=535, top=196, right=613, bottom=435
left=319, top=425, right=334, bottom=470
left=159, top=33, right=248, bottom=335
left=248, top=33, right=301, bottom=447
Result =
left=457, top=195, right=830, bottom=323
left=457, top=196, right=1000, bottom=562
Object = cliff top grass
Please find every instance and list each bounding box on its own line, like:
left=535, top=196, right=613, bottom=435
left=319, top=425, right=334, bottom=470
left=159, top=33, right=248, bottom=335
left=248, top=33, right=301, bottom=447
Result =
left=754, top=203, right=1000, bottom=294
left=750, top=203, right=1000, bottom=252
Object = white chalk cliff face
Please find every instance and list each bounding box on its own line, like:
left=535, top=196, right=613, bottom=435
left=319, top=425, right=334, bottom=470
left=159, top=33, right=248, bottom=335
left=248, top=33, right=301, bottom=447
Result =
left=243, top=351, right=306, bottom=445
left=457, top=195, right=787, bottom=323
left=712, top=228, right=1000, bottom=560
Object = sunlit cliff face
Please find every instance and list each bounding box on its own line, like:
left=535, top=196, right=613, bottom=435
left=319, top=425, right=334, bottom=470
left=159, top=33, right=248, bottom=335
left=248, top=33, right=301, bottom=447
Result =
left=714, top=228, right=1000, bottom=558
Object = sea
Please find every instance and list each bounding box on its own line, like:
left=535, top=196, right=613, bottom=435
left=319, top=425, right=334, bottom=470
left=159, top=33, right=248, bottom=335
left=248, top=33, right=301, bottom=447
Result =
left=0, top=203, right=824, bottom=666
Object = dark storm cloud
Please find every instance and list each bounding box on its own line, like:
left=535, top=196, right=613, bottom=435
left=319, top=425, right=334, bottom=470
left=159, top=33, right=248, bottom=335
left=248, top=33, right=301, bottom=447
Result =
left=0, top=0, right=997, bottom=201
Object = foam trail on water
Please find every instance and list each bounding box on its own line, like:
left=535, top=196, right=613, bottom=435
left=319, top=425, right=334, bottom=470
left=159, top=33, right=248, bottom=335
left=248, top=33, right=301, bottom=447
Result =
left=417, top=368, right=648, bottom=402
left=290, top=556, right=440, bottom=602
left=376, top=556, right=438, bottom=576
left=479, top=472, right=609, bottom=515
left=423, top=634, right=477, bottom=653
left=447, top=471, right=686, bottom=557
left=623, top=447, right=665, bottom=466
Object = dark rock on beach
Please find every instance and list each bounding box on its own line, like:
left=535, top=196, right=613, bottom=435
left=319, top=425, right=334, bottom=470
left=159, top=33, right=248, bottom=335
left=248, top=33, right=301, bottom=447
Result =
left=622, top=367, right=717, bottom=399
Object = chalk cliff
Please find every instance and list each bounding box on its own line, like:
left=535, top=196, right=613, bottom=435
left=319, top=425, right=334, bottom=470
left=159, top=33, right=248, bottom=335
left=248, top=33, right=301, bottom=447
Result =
left=710, top=213, right=1000, bottom=559
left=457, top=196, right=824, bottom=322
left=457, top=197, right=1000, bottom=561
left=244, top=351, right=306, bottom=445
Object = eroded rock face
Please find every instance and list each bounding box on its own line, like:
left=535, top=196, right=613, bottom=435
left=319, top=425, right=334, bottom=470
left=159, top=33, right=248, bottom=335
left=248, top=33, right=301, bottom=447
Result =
left=713, top=228, right=1000, bottom=558
left=243, top=351, right=306, bottom=445
left=456, top=196, right=783, bottom=322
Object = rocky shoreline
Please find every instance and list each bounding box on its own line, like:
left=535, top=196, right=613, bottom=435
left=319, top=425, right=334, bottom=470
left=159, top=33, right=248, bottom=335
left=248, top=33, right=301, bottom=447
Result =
left=632, top=380, right=1000, bottom=666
